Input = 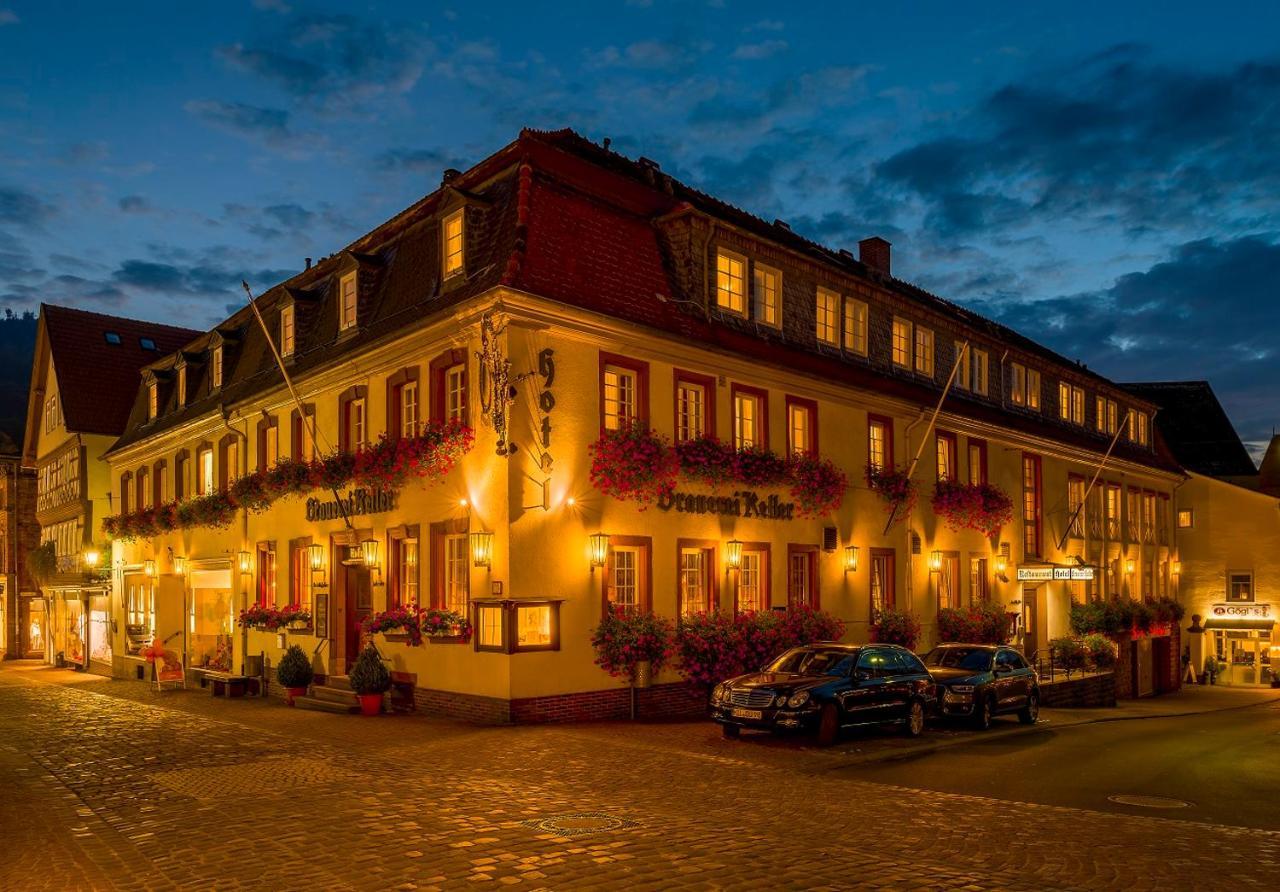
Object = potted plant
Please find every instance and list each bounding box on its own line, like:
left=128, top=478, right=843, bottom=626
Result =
left=276, top=644, right=313, bottom=705
left=348, top=644, right=391, bottom=715
left=1202, top=655, right=1220, bottom=685
left=592, top=607, right=675, bottom=687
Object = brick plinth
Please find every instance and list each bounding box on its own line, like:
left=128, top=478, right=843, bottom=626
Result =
left=1039, top=672, right=1116, bottom=708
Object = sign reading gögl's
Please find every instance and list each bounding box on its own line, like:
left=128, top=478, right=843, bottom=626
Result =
left=656, top=489, right=796, bottom=520
left=306, top=488, right=397, bottom=522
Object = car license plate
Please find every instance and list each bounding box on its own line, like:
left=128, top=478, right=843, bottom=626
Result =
left=730, top=707, right=762, bottom=720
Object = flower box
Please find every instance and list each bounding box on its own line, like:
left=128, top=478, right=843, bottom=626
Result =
left=381, top=631, right=411, bottom=644
left=426, top=633, right=467, bottom=644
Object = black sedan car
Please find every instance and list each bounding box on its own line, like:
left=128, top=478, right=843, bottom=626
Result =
left=925, top=644, right=1040, bottom=730
left=710, top=643, right=936, bottom=745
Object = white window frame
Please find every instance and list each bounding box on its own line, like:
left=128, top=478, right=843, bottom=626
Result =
left=815, top=287, right=839, bottom=345
left=733, top=392, right=762, bottom=450
left=401, top=380, right=419, bottom=438
left=953, top=342, right=970, bottom=390
left=445, top=364, right=466, bottom=423
left=972, top=349, right=989, bottom=395
left=843, top=297, right=868, bottom=355
left=602, top=365, right=638, bottom=431
left=914, top=327, right=934, bottom=376
left=753, top=264, right=781, bottom=327
left=715, top=250, right=748, bottom=316
left=443, top=209, right=465, bottom=278
left=891, top=317, right=913, bottom=368
left=339, top=271, right=358, bottom=331
left=675, top=380, right=706, bottom=443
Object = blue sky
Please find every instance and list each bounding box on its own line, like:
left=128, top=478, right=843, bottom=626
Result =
left=2, top=1, right=1278, bottom=457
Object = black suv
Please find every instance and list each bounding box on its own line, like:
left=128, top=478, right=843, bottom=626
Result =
left=711, top=643, right=936, bottom=745
left=925, top=644, right=1040, bottom=730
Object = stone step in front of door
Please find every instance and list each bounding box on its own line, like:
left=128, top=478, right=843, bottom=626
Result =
left=310, top=685, right=357, bottom=705
left=295, top=695, right=359, bottom=715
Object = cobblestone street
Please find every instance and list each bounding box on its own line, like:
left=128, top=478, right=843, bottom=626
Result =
left=1, top=662, right=1277, bottom=891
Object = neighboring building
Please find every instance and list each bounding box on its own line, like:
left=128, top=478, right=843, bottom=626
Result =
left=0, top=432, right=39, bottom=659
left=22, top=305, right=199, bottom=673
left=101, top=129, right=1182, bottom=719
left=1127, top=381, right=1278, bottom=686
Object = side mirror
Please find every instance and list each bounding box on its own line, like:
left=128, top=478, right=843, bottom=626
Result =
left=994, top=663, right=1012, bottom=675
left=854, top=668, right=873, bottom=681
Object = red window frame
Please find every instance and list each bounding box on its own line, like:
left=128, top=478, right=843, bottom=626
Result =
left=867, top=413, right=894, bottom=471
left=936, top=430, right=958, bottom=482
left=429, top=348, right=469, bottom=426
left=730, top=382, right=769, bottom=451
left=672, top=368, right=716, bottom=442
left=386, top=366, right=422, bottom=441
left=787, top=544, right=820, bottom=609
left=967, top=438, right=988, bottom=485
left=598, top=352, right=649, bottom=430
left=785, top=395, right=819, bottom=458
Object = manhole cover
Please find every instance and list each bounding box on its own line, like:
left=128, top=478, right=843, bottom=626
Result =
left=520, top=812, right=639, bottom=837
left=1107, top=794, right=1191, bottom=809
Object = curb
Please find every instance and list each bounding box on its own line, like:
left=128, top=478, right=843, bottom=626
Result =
left=820, top=694, right=1280, bottom=769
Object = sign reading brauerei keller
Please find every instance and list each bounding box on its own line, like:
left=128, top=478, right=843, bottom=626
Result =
left=305, top=488, right=397, bottom=522
left=656, top=489, right=796, bottom=520
left=1016, top=566, right=1095, bottom=582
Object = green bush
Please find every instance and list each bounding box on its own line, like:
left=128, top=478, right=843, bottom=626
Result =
left=1050, top=636, right=1089, bottom=674
left=1081, top=633, right=1118, bottom=670
left=870, top=609, right=921, bottom=650
left=276, top=644, right=314, bottom=688
left=937, top=602, right=1014, bottom=644
left=348, top=645, right=391, bottom=695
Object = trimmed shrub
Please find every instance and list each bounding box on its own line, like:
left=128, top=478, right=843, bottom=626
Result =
left=1050, top=636, right=1089, bottom=674
left=937, top=602, right=1014, bottom=644
left=276, top=644, right=314, bottom=689
left=348, top=645, right=391, bottom=695
left=1081, top=633, right=1118, bottom=671
left=870, top=609, right=921, bottom=650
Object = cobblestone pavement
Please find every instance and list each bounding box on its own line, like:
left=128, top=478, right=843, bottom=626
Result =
left=1, top=664, right=1277, bottom=891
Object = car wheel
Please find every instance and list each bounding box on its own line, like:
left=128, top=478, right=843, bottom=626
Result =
left=722, top=723, right=741, bottom=739
left=815, top=703, right=840, bottom=746
left=902, top=700, right=926, bottom=738
left=1019, top=691, right=1039, bottom=725
left=974, top=696, right=993, bottom=731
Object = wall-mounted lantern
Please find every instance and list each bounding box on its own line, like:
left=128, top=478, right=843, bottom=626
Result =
left=84, top=549, right=101, bottom=570
left=843, top=545, right=859, bottom=574
left=589, top=532, right=609, bottom=571
left=238, top=550, right=252, bottom=574
left=308, top=543, right=328, bottom=589
left=725, top=539, right=743, bottom=571
left=1125, top=558, right=1136, bottom=575
left=470, top=531, right=494, bottom=569
left=173, top=555, right=187, bottom=575
left=360, top=538, right=381, bottom=570
left=143, top=559, right=156, bottom=578
left=1171, top=559, right=1182, bottom=576
left=928, top=550, right=943, bottom=572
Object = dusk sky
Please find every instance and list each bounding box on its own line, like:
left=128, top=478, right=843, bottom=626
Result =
left=2, top=1, right=1278, bottom=457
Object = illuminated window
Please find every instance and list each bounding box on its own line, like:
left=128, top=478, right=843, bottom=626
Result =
left=953, top=342, right=970, bottom=390
left=1068, top=476, right=1086, bottom=539
left=602, top=364, right=638, bottom=431
left=969, top=557, right=989, bottom=604
left=220, top=439, right=239, bottom=489
left=516, top=604, right=553, bottom=648
left=147, top=383, right=158, bottom=421
left=1013, top=363, right=1039, bottom=408
left=176, top=365, right=187, bottom=406
left=1059, top=382, right=1084, bottom=424
left=1105, top=484, right=1121, bottom=540
left=675, top=378, right=707, bottom=443
left=339, top=271, right=358, bottom=331
left=815, top=287, right=839, bottom=345
left=870, top=549, right=895, bottom=618
left=936, top=553, right=959, bottom=610
left=443, top=209, right=464, bottom=278
left=843, top=298, right=868, bottom=355
left=914, top=327, right=934, bottom=376
left=477, top=605, right=503, bottom=648
left=1022, top=454, right=1041, bottom=558
left=605, top=539, right=651, bottom=614
left=868, top=416, right=891, bottom=473
left=280, top=304, right=295, bottom=356
left=344, top=397, right=366, bottom=451
left=1129, top=410, right=1149, bottom=446
left=444, top=533, right=469, bottom=615
left=197, top=447, right=214, bottom=496
left=445, top=364, right=466, bottom=423
left=891, top=317, right=912, bottom=367
left=292, top=409, right=316, bottom=462
left=1027, top=369, right=1041, bottom=410
left=610, top=547, right=639, bottom=611
left=399, top=537, right=419, bottom=605
left=972, top=349, right=989, bottom=395
left=1227, top=571, right=1254, bottom=603
left=733, top=389, right=764, bottom=450
left=967, top=440, right=986, bottom=485
left=737, top=549, right=766, bottom=613
left=936, top=432, right=957, bottom=482
left=1176, top=508, right=1193, bottom=529
left=289, top=539, right=313, bottom=611
left=753, top=265, right=780, bottom=326
left=1097, top=397, right=1119, bottom=435
left=715, top=251, right=747, bottom=315
left=257, top=543, right=276, bottom=608
left=787, top=398, right=814, bottom=457
left=401, top=380, right=419, bottom=438
left=211, top=345, right=223, bottom=389
left=679, top=546, right=711, bottom=617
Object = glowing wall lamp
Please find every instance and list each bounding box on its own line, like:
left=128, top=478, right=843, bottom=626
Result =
left=143, top=559, right=156, bottom=578
left=589, top=533, right=609, bottom=571
left=1125, top=558, right=1136, bottom=575
left=724, top=539, right=743, bottom=571
left=1171, top=560, right=1182, bottom=575
left=84, top=549, right=101, bottom=570
left=308, top=543, right=328, bottom=589
left=360, top=539, right=381, bottom=570
left=173, top=555, right=187, bottom=575
left=928, top=550, right=943, bottom=572
left=470, top=530, right=494, bottom=569
left=238, top=550, right=252, bottom=574
left=843, top=545, right=859, bottom=573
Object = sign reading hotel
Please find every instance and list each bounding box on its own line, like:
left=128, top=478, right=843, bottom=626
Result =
left=1210, top=602, right=1272, bottom=619
left=306, top=488, right=397, bottom=522
left=657, top=490, right=796, bottom=520
left=1016, top=566, right=1096, bottom=582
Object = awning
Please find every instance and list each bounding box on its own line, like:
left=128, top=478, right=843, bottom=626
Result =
left=1203, top=618, right=1275, bottom=631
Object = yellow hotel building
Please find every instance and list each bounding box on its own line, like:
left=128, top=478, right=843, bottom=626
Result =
left=101, top=129, right=1183, bottom=720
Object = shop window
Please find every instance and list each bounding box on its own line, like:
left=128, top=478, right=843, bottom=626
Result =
left=431, top=519, right=470, bottom=615
left=1022, top=454, right=1042, bottom=559
left=473, top=600, right=561, bottom=654
left=125, top=576, right=154, bottom=651
left=603, top=535, right=651, bottom=615
left=967, top=439, right=987, bottom=485
left=289, top=538, right=313, bottom=611
left=678, top=540, right=717, bottom=618
left=936, top=431, right=957, bottom=483
left=715, top=250, right=747, bottom=315
left=815, top=287, right=839, bottom=345
left=870, top=549, right=895, bottom=618
left=476, top=604, right=504, bottom=650
left=257, top=542, right=277, bottom=607
left=868, top=414, right=893, bottom=473
left=673, top=369, right=715, bottom=443
left=430, top=349, right=469, bottom=426
left=1227, top=571, right=1254, bottom=602
left=732, top=383, right=768, bottom=451
left=787, top=545, right=818, bottom=609
left=843, top=298, right=868, bottom=355
left=754, top=264, right=781, bottom=327
left=735, top=544, right=770, bottom=614
left=442, top=209, right=465, bottom=278
left=786, top=396, right=817, bottom=458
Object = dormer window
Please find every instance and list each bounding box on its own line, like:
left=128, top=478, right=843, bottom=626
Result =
left=715, top=250, right=747, bottom=315
left=339, top=271, right=358, bottom=331
left=147, top=382, right=158, bottom=421
left=211, top=345, right=224, bottom=389
left=176, top=364, right=187, bottom=407
left=280, top=303, right=296, bottom=356
left=443, top=209, right=465, bottom=278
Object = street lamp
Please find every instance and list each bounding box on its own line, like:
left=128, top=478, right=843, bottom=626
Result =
left=143, top=559, right=156, bottom=578
left=360, top=538, right=380, bottom=570
left=173, top=555, right=187, bottom=575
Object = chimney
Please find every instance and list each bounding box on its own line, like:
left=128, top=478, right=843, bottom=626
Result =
left=304, top=257, right=312, bottom=270
left=859, top=236, right=892, bottom=276
left=441, top=168, right=461, bottom=185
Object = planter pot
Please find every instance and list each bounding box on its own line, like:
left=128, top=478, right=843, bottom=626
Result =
left=287, top=621, right=310, bottom=633
left=382, top=631, right=411, bottom=644
left=632, top=660, right=653, bottom=689
left=427, top=634, right=465, bottom=644
left=357, top=693, right=383, bottom=716
left=285, top=686, right=307, bottom=706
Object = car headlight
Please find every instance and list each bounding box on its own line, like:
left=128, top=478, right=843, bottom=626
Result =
left=773, top=693, right=790, bottom=707
left=712, top=684, right=727, bottom=703
left=787, top=691, right=810, bottom=708
left=950, top=684, right=975, bottom=693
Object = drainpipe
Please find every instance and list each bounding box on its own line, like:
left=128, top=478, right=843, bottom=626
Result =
left=901, top=409, right=929, bottom=613
left=221, top=405, right=250, bottom=675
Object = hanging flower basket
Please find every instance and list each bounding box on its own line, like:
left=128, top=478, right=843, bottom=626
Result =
left=588, top=424, right=679, bottom=508
left=866, top=465, right=917, bottom=518
left=787, top=454, right=848, bottom=518
left=930, top=481, right=1014, bottom=538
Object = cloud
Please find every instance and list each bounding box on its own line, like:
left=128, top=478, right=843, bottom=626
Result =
left=216, top=13, right=431, bottom=112
left=0, top=187, right=55, bottom=228
left=118, top=195, right=151, bottom=213
left=875, top=46, right=1280, bottom=237
left=968, top=235, right=1280, bottom=449
left=184, top=99, right=293, bottom=144
left=111, top=257, right=297, bottom=298
left=732, top=40, right=788, bottom=61
left=586, top=39, right=709, bottom=71
left=0, top=10, right=17, bottom=26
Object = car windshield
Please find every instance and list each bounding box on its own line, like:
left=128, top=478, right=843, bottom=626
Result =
left=925, top=647, right=993, bottom=671
left=765, top=647, right=853, bottom=676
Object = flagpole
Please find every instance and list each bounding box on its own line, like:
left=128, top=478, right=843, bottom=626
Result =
left=1055, top=409, right=1132, bottom=553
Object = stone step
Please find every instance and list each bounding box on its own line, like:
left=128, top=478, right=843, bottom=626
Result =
left=294, top=696, right=359, bottom=715
left=323, top=675, right=352, bottom=691
left=310, top=685, right=357, bottom=705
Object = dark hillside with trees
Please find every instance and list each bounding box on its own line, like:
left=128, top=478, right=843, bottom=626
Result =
left=0, top=310, right=38, bottom=454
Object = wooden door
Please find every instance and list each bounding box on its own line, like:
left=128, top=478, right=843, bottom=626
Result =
left=343, top=564, right=372, bottom=672
left=1021, top=586, right=1038, bottom=659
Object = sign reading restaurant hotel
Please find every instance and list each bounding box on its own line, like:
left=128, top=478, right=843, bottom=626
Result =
left=657, top=489, right=796, bottom=520
left=306, top=488, right=397, bottom=522
left=1016, top=566, right=1095, bottom=582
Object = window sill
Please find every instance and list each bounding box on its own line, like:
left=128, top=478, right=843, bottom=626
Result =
left=427, top=634, right=467, bottom=644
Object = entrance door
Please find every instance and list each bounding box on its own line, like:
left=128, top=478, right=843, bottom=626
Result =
left=343, top=564, right=372, bottom=672
left=20, top=596, right=45, bottom=658
left=1021, top=586, right=1038, bottom=660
